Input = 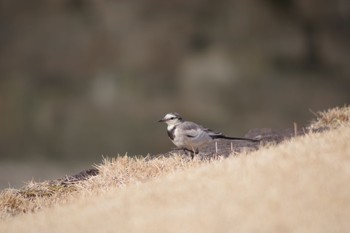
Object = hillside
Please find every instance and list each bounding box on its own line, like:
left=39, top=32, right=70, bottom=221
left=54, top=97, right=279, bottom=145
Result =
left=0, top=106, right=350, bottom=233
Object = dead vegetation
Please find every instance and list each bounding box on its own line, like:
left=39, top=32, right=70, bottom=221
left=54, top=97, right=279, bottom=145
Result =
left=0, top=106, right=349, bottom=233
left=0, top=155, right=206, bottom=219
left=309, top=105, right=350, bottom=129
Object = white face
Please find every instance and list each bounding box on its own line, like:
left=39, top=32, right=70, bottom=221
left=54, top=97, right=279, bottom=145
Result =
left=159, top=113, right=182, bottom=126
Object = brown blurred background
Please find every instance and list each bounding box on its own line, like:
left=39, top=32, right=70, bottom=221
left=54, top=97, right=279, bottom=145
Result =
left=0, top=0, right=349, bottom=188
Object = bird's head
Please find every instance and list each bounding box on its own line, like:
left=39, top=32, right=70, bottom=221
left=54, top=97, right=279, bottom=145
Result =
left=158, top=112, right=183, bottom=126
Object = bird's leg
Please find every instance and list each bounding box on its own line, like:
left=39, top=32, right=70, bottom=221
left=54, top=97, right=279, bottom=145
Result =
left=190, top=146, right=199, bottom=160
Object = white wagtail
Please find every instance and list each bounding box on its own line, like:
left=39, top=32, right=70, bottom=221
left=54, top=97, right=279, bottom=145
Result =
left=158, top=112, right=259, bottom=155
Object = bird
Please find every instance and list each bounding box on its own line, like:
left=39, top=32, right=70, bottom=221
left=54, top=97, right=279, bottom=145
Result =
left=158, top=112, right=259, bottom=156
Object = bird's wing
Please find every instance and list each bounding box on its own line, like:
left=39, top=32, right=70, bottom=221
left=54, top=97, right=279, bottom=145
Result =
left=180, top=121, right=204, bottom=138
left=203, top=127, right=223, bottom=137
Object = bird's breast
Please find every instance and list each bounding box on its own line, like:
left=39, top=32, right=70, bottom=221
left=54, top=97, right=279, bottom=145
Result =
left=167, top=126, right=176, bottom=140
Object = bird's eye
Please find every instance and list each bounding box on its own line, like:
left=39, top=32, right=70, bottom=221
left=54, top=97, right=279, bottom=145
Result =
left=170, top=117, right=175, bottom=120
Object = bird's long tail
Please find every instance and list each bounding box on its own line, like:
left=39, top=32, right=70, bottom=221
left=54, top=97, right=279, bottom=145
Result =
left=212, top=135, right=259, bottom=142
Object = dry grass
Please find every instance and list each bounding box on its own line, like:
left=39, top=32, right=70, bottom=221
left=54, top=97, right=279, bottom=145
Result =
left=309, top=105, right=350, bottom=129
left=0, top=106, right=350, bottom=233
left=0, top=156, right=205, bottom=219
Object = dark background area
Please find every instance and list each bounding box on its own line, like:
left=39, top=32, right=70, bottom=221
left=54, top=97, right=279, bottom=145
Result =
left=0, top=0, right=349, bottom=188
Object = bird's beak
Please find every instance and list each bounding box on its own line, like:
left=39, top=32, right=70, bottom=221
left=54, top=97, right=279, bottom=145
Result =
left=158, top=118, right=166, bottom=122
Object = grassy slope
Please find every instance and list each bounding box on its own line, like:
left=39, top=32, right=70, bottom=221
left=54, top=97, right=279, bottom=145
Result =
left=1, top=106, right=350, bottom=233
